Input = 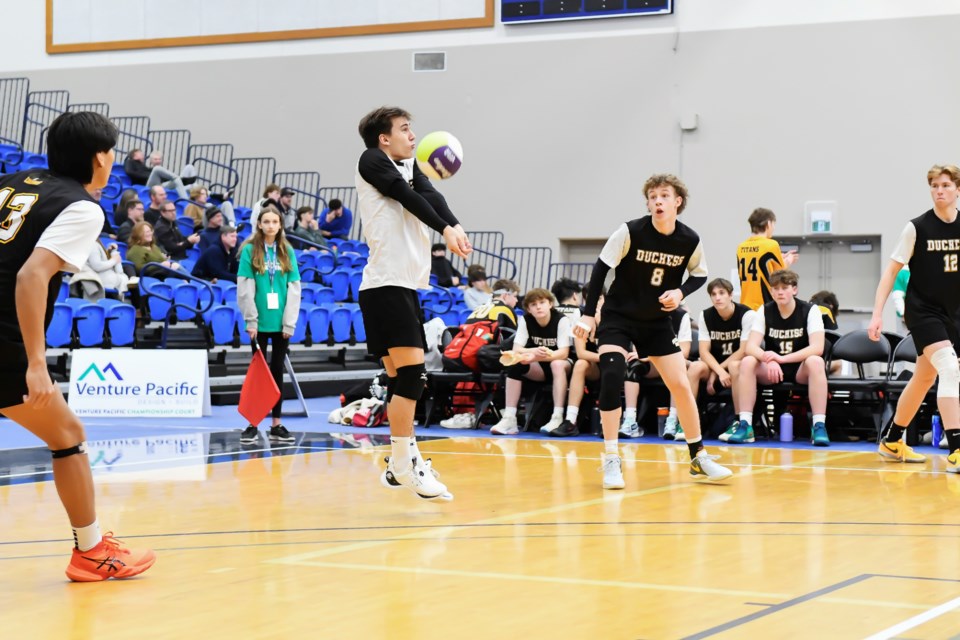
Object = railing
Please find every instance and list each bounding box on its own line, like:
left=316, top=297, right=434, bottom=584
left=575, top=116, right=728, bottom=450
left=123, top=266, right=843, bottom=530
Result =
left=23, top=90, right=69, bottom=154
left=500, top=246, right=553, bottom=293
left=189, top=143, right=235, bottom=194
left=140, top=263, right=215, bottom=349
left=232, top=156, right=276, bottom=209
left=68, top=102, right=110, bottom=117
left=110, top=115, right=152, bottom=156
left=318, top=186, right=358, bottom=237
left=547, top=262, right=593, bottom=287
left=274, top=171, right=322, bottom=213
left=149, top=129, right=191, bottom=176
left=0, top=77, right=29, bottom=149
left=457, top=246, right=518, bottom=283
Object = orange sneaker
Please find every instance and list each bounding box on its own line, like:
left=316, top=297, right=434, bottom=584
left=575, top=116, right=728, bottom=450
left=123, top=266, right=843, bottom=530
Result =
left=65, top=533, right=156, bottom=582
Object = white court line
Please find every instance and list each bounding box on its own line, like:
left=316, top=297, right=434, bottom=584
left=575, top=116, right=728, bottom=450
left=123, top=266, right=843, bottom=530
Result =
left=863, top=594, right=960, bottom=639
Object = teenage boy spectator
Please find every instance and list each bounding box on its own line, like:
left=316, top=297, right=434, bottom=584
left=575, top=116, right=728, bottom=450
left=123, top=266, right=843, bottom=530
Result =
left=551, top=277, right=582, bottom=323
left=116, top=199, right=145, bottom=244
left=192, top=226, right=239, bottom=284
left=550, top=295, right=604, bottom=437
left=810, top=290, right=840, bottom=331
left=198, top=207, right=225, bottom=251
left=467, top=278, right=519, bottom=330
left=144, top=185, right=167, bottom=226
left=463, top=269, right=492, bottom=310
left=320, top=198, right=353, bottom=239
left=689, top=278, right=756, bottom=442
left=277, top=187, right=297, bottom=231
left=431, top=243, right=462, bottom=287
left=154, top=201, right=200, bottom=260
left=289, top=206, right=329, bottom=249
left=736, top=207, right=799, bottom=310
left=735, top=269, right=828, bottom=445
left=490, top=288, right=573, bottom=435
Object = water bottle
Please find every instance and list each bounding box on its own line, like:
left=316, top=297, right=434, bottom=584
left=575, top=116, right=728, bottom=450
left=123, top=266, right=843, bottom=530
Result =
left=657, top=407, right=669, bottom=437
left=933, top=415, right=943, bottom=449
left=779, top=413, right=793, bottom=442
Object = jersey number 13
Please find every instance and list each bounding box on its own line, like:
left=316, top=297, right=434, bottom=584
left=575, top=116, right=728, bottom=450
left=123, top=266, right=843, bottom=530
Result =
left=0, top=188, right=39, bottom=244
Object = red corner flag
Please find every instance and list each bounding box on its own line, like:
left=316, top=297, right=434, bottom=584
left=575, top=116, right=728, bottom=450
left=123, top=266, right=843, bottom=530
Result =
left=238, top=347, right=281, bottom=426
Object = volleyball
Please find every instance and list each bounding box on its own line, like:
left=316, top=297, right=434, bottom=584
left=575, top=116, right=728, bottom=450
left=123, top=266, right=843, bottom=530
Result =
left=416, top=131, right=463, bottom=180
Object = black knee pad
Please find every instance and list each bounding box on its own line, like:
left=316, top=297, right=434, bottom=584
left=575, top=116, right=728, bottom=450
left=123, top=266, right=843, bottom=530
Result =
left=51, top=441, right=88, bottom=459
left=598, top=352, right=626, bottom=411
left=393, top=364, right=427, bottom=401
left=385, top=376, right=397, bottom=402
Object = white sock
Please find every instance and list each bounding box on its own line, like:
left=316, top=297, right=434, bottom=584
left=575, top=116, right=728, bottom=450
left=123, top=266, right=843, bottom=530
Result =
left=391, top=437, right=412, bottom=472
left=503, top=407, right=517, bottom=418
left=668, top=407, right=678, bottom=419
left=623, top=408, right=637, bottom=422
left=604, top=440, right=618, bottom=456
left=552, top=407, right=563, bottom=420
left=73, top=519, right=101, bottom=552
left=408, top=439, right=423, bottom=462
left=739, top=412, right=752, bottom=424
left=812, top=414, right=826, bottom=425
left=566, top=406, right=579, bottom=422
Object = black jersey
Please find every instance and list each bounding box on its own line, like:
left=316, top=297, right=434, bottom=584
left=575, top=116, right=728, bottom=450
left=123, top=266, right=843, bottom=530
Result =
left=703, top=302, right=751, bottom=361
left=0, top=170, right=98, bottom=341
left=761, top=299, right=815, bottom=356
left=602, top=216, right=705, bottom=322
left=522, top=309, right=565, bottom=349
left=904, top=209, right=960, bottom=316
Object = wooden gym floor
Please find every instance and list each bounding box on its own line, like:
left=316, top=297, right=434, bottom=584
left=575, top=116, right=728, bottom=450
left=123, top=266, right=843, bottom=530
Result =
left=2, top=433, right=960, bottom=639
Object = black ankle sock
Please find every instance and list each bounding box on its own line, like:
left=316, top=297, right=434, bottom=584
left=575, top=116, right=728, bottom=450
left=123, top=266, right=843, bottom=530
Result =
left=687, top=439, right=703, bottom=459
left=886, top=422, right=907, bottom=443
left=946, top=429, right=960, bottom=453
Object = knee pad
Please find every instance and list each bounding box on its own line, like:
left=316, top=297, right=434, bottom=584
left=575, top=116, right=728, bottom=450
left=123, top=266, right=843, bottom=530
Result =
left=931, top=347, right=960, bottom=398
left=51, top=441, right=88, bottom=459
left=393, top=364, right=427, bottom=401
left=385, top=376, right=397, bottom=402
left=598, top=352, right=627, bottom=411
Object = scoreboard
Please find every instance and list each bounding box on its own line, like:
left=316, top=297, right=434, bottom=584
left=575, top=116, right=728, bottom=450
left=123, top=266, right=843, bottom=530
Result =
left=501, top=0, right=673, bottom=24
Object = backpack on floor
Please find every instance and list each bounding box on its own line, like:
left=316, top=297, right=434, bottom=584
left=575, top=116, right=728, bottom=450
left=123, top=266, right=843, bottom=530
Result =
left=443, top=319, right=498, bottom=372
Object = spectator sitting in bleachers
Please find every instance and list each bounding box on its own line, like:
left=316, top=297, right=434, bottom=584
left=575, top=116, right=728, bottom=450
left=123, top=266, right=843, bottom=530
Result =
left=184, top=185, right=235, bottom=228
left=198, top=207, right=225, bottom=251
left=113, top=188, right=139, bottom=226
left=192, top=225, right=239, bottom=284
left=466, top=278, right=519, bottom=330
left=431, top=243, right=462, bottom=287
left=144, top=185, right=167, bottom=226
left=735, top=269, right=828, bottom=445
left=251, top=183, right=281, bottom=227
left=123, top=148, right=188, bottom=200
left=155, top=200, right=200, bottom=261
left=463, top=269, right=492, bottom=310
left=91, top=186, right=116, bottom=239
left=277, top=187, right=297, bottom=231
left=126, top=221, right=182, bottom=278
left=116, top=199, right=145, bottom=244
left=70, top=241, right=130, bottom=301
left=551, top=277, right=582, bottom=323
left=490, top=288, right=574, bottom=435
left=319, top=198, right=353, bottom=240
left=289, top=206, right=329, bottom=250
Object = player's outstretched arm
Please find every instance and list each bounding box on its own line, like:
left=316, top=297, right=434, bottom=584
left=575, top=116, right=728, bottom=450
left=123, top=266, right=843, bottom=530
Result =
left=16, top=249, right=67, bottom=408
left=359, top=149, right=455, bottom=234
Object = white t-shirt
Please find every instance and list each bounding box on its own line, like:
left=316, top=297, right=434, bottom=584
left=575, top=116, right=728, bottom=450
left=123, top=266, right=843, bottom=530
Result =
left=750, top=304, right=824, bottom=336
left=890, top=222, right=916, bottom=264
left=697, top=308, right=757, bottom=346
left=513, top=314, right=574, bottom=351
left=36, top=201, right=105, bottom=272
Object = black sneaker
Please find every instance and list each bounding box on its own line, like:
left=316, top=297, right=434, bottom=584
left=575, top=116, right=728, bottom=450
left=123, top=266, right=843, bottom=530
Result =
left=548, top=419, right=579, bottom=437
left=268, top=424, right=296, bottom=443
left=239, top=425, right=260, bottom=444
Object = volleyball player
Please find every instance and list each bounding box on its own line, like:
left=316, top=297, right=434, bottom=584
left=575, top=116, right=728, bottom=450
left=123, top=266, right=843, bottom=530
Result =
left=575, top=174, right=732, bottom=489
left=736, top=208, right=798, bottom=310
left=868, top=165, right=960, bottom=466
left=355, top=106, right=471, bottom=500
left=0, top=112, right=156, bottom=581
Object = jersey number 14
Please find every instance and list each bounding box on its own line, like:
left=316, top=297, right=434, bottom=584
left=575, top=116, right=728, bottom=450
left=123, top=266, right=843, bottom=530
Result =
left=738, top=256, right=758, bottom=282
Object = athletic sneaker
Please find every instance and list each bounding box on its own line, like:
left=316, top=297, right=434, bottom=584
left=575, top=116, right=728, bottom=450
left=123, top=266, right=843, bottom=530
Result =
left=548, top=419, right=579, bottom=437
left=878, top=439, right=927, bottom=463
left=673, top=423, right=686, bottom=442
left=440, top=413, right=475, bottom=430
left=947, top=450, right=960, bottom=474
left=490, top=416, right=519, bottom=435
left=811, top=422, right=830, bottom=447
left=718, top=420, right=739, bottom=442
left=689, top=451, right=733, bottom=481
left=601, top=455, right=625, bottom=490
left=239, top=425, right=260, bottom=444
left=386, top=458, right=453, bottom=501
left=268, top=425, right=295, bottom=443
left=727, top=421, right=755, bottom=444
left=940, top=433, right=948, bottom=449
left=382, top=456, right=440, bottom=484
left=619, top=417, right=642, bottom=439
left=539, top=415, right=564, bottom=434
left=66, top=534, right=157, bottom=582
left=662, top=419, right=678, bottom=440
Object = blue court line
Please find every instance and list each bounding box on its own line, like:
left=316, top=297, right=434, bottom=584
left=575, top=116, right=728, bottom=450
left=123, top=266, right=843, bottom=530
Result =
left=682, top=573, right=960, bottom=639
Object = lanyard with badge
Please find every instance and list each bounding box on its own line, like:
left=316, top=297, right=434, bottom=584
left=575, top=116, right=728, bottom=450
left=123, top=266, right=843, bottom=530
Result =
left=265, top=243, right=280, bottom=310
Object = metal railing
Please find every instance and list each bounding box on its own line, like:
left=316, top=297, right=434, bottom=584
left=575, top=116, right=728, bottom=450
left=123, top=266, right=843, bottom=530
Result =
left=274, top=171, right=322, bottom=213
left=68, top=102, right=110, bottom=117
left=149, top=129, right=191, bottom=176
left=0, top=77, right=29, bottom=149
left=110, top=115, right=152, bottom=156
left=232, top=156, right=276, bottom=209
left=500, top=246, right=553, bottom=293
left=23, top=90, right=69, bottom=154
left=189, top=143, right=235, bottom=194
left=547, top=262, right=593, bottom=287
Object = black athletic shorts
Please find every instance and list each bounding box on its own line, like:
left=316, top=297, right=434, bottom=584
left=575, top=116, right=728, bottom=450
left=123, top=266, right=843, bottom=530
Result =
left=905, top=304, right=960, bottom=355
left=596, top=313, right=680, bottom=358
left=358, top=286, right=427, bottom=360
left=779, top=362, right=801, bottom=384
left=506, top=361, right=553, bottom=382
left=0, top=341, right=29, bottom=410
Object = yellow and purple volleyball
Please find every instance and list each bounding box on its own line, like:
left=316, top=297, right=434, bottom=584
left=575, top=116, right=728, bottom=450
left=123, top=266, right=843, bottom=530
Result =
left=415, top=131, right=463, bottom=180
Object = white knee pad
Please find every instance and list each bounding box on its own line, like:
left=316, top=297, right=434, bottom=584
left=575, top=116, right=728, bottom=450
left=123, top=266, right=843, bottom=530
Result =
left=930, top=347, right=960, bottom=398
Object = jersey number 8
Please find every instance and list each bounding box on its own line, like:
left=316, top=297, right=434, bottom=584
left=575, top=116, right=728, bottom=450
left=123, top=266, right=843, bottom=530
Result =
left=0, top=188, right=40, bottom=244
left=650, top=267, right=664, bottom=286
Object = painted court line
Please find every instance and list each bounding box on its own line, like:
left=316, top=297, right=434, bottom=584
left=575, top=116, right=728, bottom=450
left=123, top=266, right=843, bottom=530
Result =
left=862, top=594, right=960, bottom=640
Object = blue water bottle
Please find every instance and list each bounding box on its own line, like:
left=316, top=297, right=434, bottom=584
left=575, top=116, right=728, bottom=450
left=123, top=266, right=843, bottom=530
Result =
left=933, top=415, right=943, bottom=448
left=779, top=413, right=793, bottom=442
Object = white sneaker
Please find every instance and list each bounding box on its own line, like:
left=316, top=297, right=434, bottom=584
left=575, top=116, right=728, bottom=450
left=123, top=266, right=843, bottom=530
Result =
left=382, top=455, right=440, bottom=483
left=661, top=420, right=677, bottom=440
left=601, top=455, right=625, bottom=490
left=539, top=415, right=564, bottom=434
left=490, top=415, right=519, bottom=435
left=689, top=451, right=733, bottom=481
left=383, top=458, right=453, bottom=501
left=619, top=418, right=642, bottom=438
left=440, top=413, right=475, bottom=429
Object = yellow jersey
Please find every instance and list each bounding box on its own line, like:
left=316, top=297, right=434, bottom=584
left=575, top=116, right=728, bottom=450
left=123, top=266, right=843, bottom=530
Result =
left=736, top=235, right=786, bottom=310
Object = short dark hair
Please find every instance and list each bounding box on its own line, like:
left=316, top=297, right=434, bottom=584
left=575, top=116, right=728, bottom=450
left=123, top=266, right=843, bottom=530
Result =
left=127, top=199, right=143, bottom=211
left=550, top=277, right=581, bottom=303
left=707, top=278, right=734, bottom=295
left=280, top=187, right=295, bottom=197
left=810, top=290, right=839, bottom=314
left=220, top=225, right=237, bottom=236
left=296, top=206, right=314, bottom=221
left=431, top=243, right=446, bottom=253
left=769, top=269, right=798, bottom=288
left=748, top=208, right=776, bottom=233
left=47, top=111, right=118, bottom=185
left=328, top=198, right=342, bottom=210
left=358, top=106, right=411, bottom=149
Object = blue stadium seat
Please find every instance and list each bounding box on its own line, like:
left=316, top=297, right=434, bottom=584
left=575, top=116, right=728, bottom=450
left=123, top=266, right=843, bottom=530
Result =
left=142, top=279, right=174, bottom=321
left=210, top=305, right=236, bottom=345
left=46, top=303, right=73, bottom=348
left=289, top=307, right=310, bottom=344
left=314, top=286, right=335, bottom=304
left=178, top=258, right=196, bottom=274
left=235, top=308, right=251, bottom=345
left=74, top=303, right=106, bottom=347
left=219, top=282, right=238, bottom=304
left=57, top=280, right=69, bottom=302
left=352, top=308, right=366, bottom=343
left=316, top=252, right=336, bottom=274
left=308, top=306, right=331, bottom=343
left=324, top=269, right=350, bottom=301
left=300, top=282, right=323, bottom=306
left=348, top=271, right=362, bottom=301
left=458, top=308, right=473, bottom=324
left=172, top=281, right=201, bottom=321
left=330, top=306, right=353, bottom=343
left=177, top=216, right=196, bottom=237
left=355, top=243, right=370, bottom=258
left=98, top=299, right=136, bottom=347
